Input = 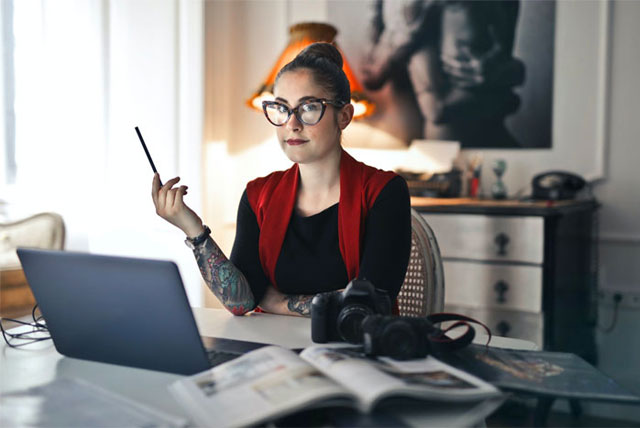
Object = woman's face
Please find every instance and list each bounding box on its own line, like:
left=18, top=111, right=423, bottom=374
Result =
left=272, top=69, right=352, bottom=165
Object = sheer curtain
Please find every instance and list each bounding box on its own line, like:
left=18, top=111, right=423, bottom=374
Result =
left=1, top=0, right=204, bottom=304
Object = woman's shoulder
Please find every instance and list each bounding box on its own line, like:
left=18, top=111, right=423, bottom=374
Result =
left=245, top=164, right=299, bottom=214
left=246, top=169, right=287, bottom=188
left=377, top=175, right=409, bottom=200
left=246, top=164, right=297, bottom=193
left=361, top=165, right=407, bottom=196
left=352, top=156, right=401, bottom=187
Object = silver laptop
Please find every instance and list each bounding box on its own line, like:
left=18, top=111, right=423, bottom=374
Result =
left=17, top=248, right=266, bottom=374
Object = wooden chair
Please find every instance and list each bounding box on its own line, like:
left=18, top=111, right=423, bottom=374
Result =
left=397, top=209, right=445, bottom=317
left=1, top=212, right=65, bottom=319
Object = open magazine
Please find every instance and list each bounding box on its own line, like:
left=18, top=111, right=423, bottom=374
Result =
left=168, top=344, right=501, bottom=428
left=437, top=344, right=640, bottom=404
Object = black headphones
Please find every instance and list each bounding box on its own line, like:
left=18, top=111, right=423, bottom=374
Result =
left=361, top=313, right=491, bottom=360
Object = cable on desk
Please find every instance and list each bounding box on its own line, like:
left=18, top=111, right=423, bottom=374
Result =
left=0, top=304, right=51, bottom=348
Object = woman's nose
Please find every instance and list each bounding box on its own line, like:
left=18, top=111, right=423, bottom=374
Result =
left=286, top=113, right=303, bottom=131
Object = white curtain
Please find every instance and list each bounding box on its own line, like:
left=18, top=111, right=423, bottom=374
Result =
left=2, top=0, right=205, bottom=304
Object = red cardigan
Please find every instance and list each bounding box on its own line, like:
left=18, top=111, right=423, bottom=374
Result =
left=246, top=150, right=397, bottom=289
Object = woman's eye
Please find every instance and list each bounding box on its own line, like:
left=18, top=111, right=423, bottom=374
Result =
left=301, top=102, right=320, bottom=113
left=276, top=105, right=289, bottom=114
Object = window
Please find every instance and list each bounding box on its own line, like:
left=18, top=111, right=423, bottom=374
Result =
left=0, top=0, right=205, bottom=305
left=1, top=0, right=16, bottom=186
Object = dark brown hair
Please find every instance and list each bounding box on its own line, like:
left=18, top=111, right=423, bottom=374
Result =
left=275, top=42, right=350, bottom=105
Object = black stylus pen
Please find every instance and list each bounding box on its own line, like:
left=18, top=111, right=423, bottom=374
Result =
left=135, top=126, right=162, bottom=186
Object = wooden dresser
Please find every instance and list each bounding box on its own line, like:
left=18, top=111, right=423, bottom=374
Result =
left=412, top=197, right=598, bottom=363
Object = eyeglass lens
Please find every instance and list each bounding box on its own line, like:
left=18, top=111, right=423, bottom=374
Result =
left=265, top=100, right=325, bottom=126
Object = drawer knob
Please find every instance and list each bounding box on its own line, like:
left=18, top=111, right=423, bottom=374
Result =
left=496, top=321, right=511, bottom=336
left=493, top=280, right=509, bottom=303
left=494, top=233, right=510, bottom=256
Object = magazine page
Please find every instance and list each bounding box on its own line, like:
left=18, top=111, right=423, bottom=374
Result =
left=300, top=344, right=405, bottom=412
left=438, top=344, right=640, bottom=403
left=168, top=346, right=355, bottom=428
left=300, top=344, right=501, bottom=412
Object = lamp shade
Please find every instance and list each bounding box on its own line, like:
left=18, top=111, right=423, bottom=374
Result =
left=246, top=22, right=375, bottom=119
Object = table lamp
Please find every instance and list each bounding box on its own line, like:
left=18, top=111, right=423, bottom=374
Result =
left=246, top=22, right=374, bottom=119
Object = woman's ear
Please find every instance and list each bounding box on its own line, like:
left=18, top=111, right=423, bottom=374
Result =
left=337, top=103, right=354, bottom=130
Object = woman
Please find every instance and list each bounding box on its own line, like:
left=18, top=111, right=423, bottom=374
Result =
left=152, top=43, right=411, bottom=317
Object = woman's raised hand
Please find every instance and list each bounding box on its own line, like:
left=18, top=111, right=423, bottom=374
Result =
left=151, top=173, right=204, bottom=238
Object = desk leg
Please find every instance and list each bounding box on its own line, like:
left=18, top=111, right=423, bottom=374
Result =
left=569, top=399, right=583, bottom=418
left=533, top=397, right=554, bottom=427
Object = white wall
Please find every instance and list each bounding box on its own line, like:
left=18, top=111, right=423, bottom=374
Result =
left=595, top=0, right=640, bottom=282
left=586, top=0, right=640, bottom=421
left=203, top=0, right=640, bottom=419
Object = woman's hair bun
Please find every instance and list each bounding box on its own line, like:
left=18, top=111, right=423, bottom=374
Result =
left=298, top=42, right=343, bottom=69
left=276, top=41, right=350, bottom=105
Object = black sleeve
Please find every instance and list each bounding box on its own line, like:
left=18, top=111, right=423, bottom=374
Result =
left=358, top=176, right=412, bottom=301
left=229, top=190, right=270, bottom=306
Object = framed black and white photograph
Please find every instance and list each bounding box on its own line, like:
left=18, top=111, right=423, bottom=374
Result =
left=330, top=0, right=555, bottom=149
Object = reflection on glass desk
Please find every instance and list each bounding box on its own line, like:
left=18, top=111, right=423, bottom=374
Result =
left=0, top=307, right=535, bottom=427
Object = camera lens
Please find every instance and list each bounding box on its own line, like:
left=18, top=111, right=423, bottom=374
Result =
left=337, top=304, right=373, bottom=343
left=381, top=321, right=419, bottom=360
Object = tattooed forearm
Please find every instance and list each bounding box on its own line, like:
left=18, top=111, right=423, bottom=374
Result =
left=285, top=294, right=313, bottom=316
left=193, top=237, right=255, bottom=315
left=258, top=286, right=313, bottom=317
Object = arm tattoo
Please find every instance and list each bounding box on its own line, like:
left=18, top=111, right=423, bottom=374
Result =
left=285, top=294, right=313, bottom=316
left=193, top=237, right=255, bottom=315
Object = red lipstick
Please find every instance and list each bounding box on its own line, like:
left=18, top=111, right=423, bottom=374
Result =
left=286, top=139, right=307, bottom=146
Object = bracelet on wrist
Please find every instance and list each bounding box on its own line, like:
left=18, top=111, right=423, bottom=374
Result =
left=184, top=225, right=211, bottom=249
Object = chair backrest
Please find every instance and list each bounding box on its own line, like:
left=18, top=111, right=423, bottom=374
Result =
left=397, top=209, right=445, bottom=317
left=0, top=212, right=66, bottom=269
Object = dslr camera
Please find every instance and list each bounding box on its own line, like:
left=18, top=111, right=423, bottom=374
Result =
left=311, top=279, right=392, bottom=344
left=362, top=315, right=438, bottom=360
left=363, top=313, right=482, bottom=360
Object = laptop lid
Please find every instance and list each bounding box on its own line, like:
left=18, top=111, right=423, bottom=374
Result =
left=17, top=248, right=221, bottom=375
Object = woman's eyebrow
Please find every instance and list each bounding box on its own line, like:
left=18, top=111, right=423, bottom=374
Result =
left=274, top=95, right=320, bottom=105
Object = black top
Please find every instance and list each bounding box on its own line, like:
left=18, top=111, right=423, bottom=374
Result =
left=230, top=176, right=412, bottom=308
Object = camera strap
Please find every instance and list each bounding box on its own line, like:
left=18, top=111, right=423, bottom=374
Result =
left=426, top=312, right=492, bottom=351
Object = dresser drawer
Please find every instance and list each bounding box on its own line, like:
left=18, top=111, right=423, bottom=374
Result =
left=443, top=261, right=543, bottom=313
left=445, top=304, right=544, bottom=349
left=421, top=214, right=544, bottom=264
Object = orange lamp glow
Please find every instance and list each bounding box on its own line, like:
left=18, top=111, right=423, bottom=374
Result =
left=246, top=22, right=375, bottom=119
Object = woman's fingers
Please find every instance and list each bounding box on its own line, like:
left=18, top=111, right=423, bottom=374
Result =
left=168, top=188, right=178, bottom=208
left=161, top=177, right=181, bottom=193
left=168, top=185, right=187, bottom=207
left=151, top=173, right=199, bottom=234
left=151, top=173, right=161, bottom=205
left=156, top=176, right=181, bottom=210
left=164, top=184, right=189, bottom=211
left=166, top=188, right=178, bottom=208
left=172, top=186, right=188, bottom=208
left=152, top=173, right=191, bottom=219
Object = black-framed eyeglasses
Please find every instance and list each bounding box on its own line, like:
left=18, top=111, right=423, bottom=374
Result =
left=262, top=98, right=346, bottom=126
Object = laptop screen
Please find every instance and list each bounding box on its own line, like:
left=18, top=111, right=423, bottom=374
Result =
left=17, top=248, right=249, bottom=374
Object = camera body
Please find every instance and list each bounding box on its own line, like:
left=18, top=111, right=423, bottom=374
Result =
left=311, top=279, right=392, bottom=344
left=362, top=315, right=437, bottom=360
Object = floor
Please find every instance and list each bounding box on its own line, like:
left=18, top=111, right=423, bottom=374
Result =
left=487, top=400, right=639, bottom=427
